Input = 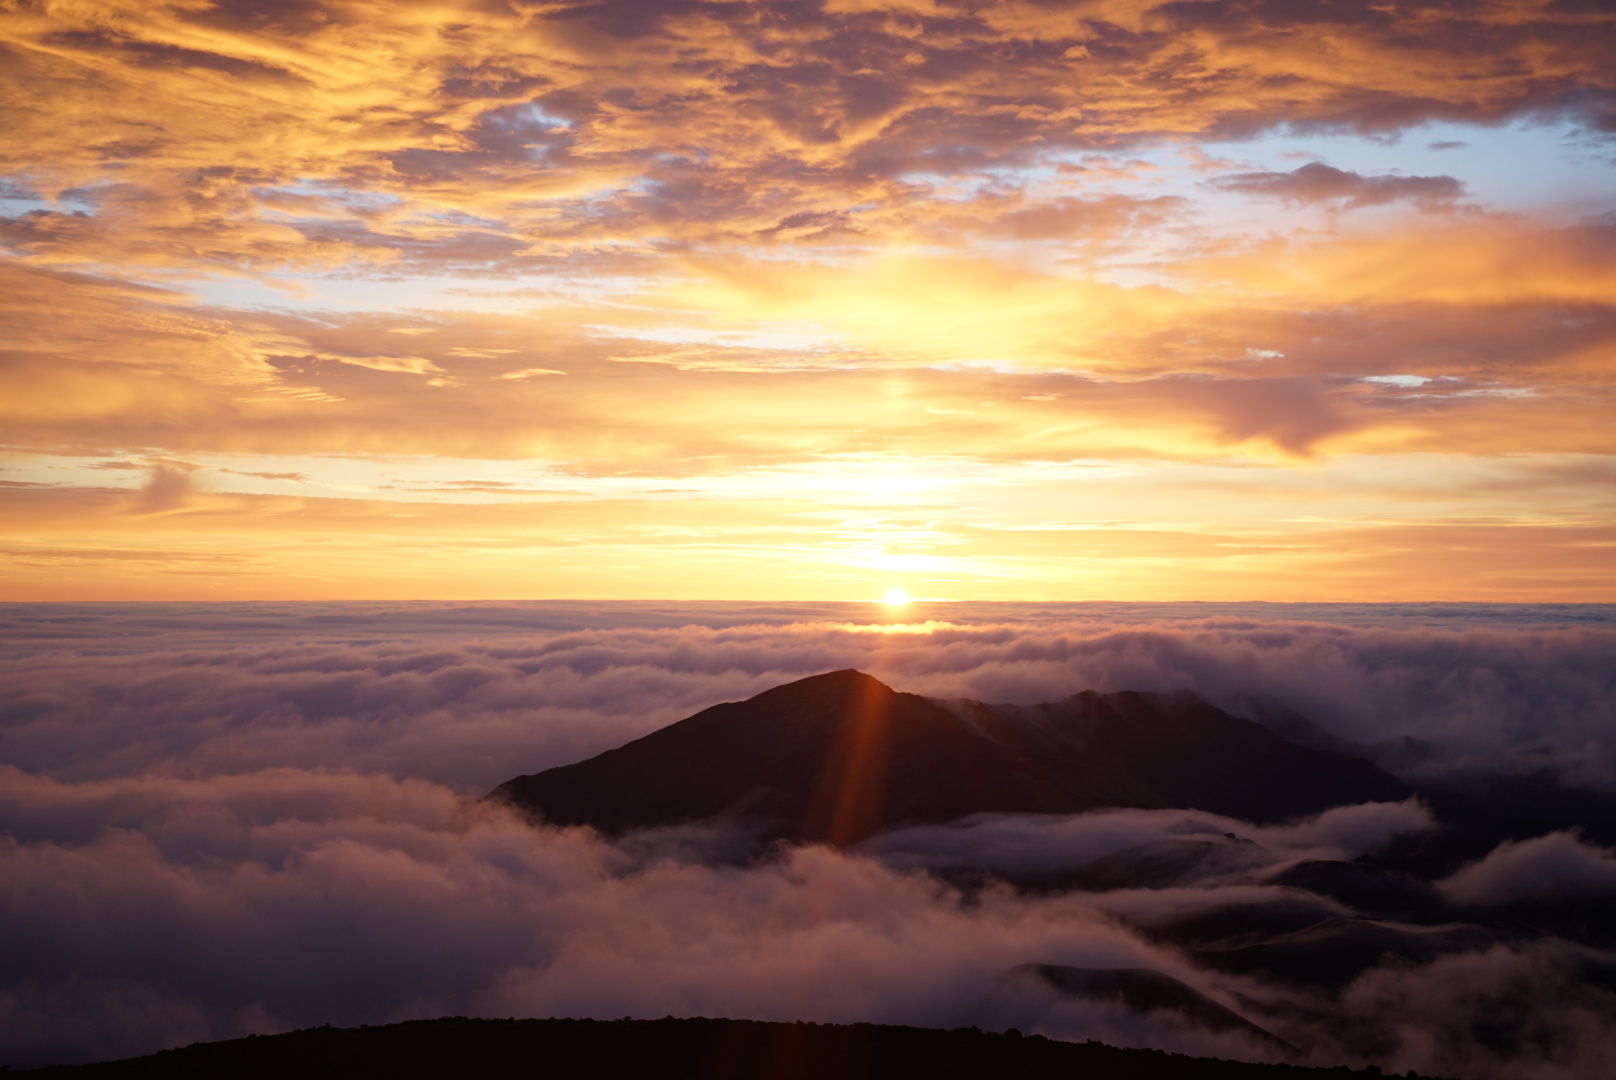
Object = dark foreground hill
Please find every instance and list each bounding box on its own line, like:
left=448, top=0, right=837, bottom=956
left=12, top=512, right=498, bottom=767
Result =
left=491, top=670, right=1408, bottom=844
left=17, top=1016, right=1439, bottom=1080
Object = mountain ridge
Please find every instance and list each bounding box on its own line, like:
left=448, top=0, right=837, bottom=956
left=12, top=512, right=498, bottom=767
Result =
left=16, top=1015, right=1437, bottom=1079
left=490, top=670, right=1409, bottom=844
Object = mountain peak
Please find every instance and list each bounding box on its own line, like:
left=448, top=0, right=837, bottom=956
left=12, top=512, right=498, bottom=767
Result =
left=491, top=671, right=1408, bottom=844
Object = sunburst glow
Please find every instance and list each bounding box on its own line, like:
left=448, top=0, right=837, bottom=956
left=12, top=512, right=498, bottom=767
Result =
left=880, top=589, right=912, bottom=607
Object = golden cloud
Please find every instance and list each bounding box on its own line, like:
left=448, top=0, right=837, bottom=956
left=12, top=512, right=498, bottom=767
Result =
left=2, top=0, right=1614, bottom=599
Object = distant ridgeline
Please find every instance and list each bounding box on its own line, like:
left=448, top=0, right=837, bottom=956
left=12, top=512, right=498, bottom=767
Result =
left=16, top=1016, right=1442, bottom=1079
left=490, top=669, right=1410, bottom=845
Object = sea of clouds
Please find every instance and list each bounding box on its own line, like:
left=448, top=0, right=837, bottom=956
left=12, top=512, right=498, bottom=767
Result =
left=3, top=601, right=1615, bottom=1076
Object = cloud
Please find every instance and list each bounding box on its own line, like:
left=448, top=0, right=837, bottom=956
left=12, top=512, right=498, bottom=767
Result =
left=1210, top=163, right=1466, bottom=210
left=1, top=764, right=1610, bottom=1077
left=1, top=606, right=1614, bottom=1074
left=314, top=353, right=445, bottom=376
left=7, top=226, right=1614, bottom=483
left=0, top=604, right=1609, bottom=788
left=1, top=3, right=1612, bottom=616
left=494, top=368, right=567, bottom=380
left=860, top=800, right=1435, bottom=885
left=3, top=3, right=1616, bottom=1056
left=135, top=459, right=197, bottom=512
left=1, top=605, right=1613, bottom=792
left=2, top=0, right=1610, bottom=276
left=0, top=766, right=1240, bottom=1067
left=218, top=468, right=309, bottom=482
left=1308, top=942, right=1616, bottom=1080
left=979, top=194, right=1186, bottom=242
left=1441, top=831, right=1616, bottom=906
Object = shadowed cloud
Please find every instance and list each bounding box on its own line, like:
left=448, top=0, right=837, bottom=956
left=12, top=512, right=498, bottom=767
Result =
left=1210, top=162, right=1466, bottom=210
left=2, top=604, right=1615, bottom=1076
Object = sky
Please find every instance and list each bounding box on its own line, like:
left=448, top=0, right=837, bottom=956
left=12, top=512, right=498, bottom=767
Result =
left=3, top=0, right=1616, bottom=601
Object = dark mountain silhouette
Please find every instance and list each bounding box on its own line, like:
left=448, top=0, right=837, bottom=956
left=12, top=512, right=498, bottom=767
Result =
left=490, top=670, right=1409, bottom=845
left=15, top=1015, right=1441, bottom=1079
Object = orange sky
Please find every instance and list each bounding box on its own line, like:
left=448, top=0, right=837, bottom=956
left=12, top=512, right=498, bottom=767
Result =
left=2, top=0, right=1614, bottom=600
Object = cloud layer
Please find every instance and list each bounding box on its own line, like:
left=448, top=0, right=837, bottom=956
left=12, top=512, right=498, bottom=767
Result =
left=1441, top=830, right=1616, bottom=906
left=3, top=604, right=1615, bottom=1076
left=4, top=0, right=1612, bottom=272
left=5, top=764, right=1614, bottom=1079
left=5, top=602, right=1612, bottom=790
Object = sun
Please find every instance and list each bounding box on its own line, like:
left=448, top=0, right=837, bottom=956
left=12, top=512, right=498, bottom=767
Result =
left=880, top=588, right=911, bottom=607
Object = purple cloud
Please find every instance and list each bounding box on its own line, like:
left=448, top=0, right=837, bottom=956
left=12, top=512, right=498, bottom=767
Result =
left=1211, top=163, right=1465, bottom=210
left=2, top=604, right=1615, bottom=1076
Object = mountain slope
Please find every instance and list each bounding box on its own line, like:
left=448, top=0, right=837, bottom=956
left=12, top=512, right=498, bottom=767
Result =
left=490, top=670, right=1408, bottom=844
left=17, top=1016, right=1426, bottom=1079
